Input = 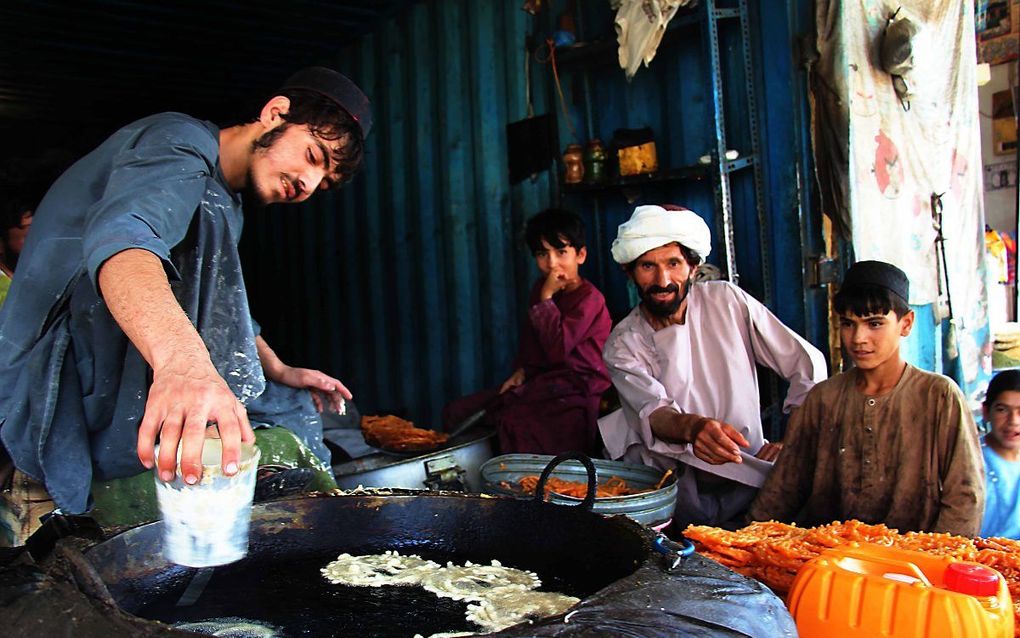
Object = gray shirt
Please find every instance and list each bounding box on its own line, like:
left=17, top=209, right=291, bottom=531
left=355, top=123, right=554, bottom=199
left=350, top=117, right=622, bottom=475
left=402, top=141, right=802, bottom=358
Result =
left=0, top=113, right=264, bottom=512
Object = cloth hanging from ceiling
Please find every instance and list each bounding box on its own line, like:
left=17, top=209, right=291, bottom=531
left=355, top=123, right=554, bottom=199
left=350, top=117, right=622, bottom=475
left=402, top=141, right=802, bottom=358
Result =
left=613, top=0, right=690, bottom=80
left=813, top=0, right=991, bottom=399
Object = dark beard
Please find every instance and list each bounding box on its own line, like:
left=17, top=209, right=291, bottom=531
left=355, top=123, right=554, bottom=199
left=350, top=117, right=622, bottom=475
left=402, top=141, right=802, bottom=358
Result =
left=240, top=168, right=271, bottom=209
left=640, top=283, right=683, bottom=317
left=242, top=125, right=291, bottom=208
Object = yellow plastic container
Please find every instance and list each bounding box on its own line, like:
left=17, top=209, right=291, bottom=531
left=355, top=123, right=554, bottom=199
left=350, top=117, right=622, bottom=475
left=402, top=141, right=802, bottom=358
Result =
left=788, top=542, right=1013, bottom=638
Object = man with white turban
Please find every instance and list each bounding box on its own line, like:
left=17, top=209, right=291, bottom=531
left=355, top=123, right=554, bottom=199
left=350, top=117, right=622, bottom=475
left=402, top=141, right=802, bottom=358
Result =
left=599, top=204, right=827, bottom=528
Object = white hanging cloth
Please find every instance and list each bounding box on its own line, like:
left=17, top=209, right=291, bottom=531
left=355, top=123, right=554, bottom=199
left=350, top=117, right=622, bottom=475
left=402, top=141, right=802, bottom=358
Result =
left=614, top=0, right=690, bottom=80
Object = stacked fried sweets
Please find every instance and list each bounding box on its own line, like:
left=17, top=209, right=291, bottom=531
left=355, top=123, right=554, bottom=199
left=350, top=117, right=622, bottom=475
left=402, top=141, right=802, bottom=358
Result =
left=993, top=322, right=1020, bottom=369
left=361, top=415, right=449, bottom=452
left=686, top=520, right=1020, bottom=635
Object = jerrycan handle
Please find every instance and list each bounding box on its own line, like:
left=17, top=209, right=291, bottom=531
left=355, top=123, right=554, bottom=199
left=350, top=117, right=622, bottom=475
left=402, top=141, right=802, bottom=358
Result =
left=832, top=549, right=933, bottom=587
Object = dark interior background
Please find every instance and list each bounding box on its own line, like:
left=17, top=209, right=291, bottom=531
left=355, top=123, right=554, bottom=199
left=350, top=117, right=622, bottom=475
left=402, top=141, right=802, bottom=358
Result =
left=0, top=0, right=412, bottom=200
left=0, top=0, right=823, bottom=436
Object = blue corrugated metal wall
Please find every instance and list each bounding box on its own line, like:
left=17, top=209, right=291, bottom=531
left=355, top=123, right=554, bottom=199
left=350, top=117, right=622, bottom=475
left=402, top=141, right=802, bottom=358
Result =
left=751, top=0, right=827, bottom=345
left=550, top=1, right=765, bottom=317
left=242, top=1, right=555, bottom=426
left=240, top=0, right=823, bottom=428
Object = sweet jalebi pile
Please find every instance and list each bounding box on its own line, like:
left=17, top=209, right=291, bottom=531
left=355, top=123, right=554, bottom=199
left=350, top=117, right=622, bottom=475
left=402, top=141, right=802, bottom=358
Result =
left=509, top=475, right=649, bottom=499
left=685, top=520, right=1020, bottom=636
left=361, top=415, right=448, bottom=452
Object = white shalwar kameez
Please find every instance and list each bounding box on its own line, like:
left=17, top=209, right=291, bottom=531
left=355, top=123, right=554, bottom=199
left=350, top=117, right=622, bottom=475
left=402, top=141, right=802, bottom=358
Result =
left=599, top=280, right=827, bottom=527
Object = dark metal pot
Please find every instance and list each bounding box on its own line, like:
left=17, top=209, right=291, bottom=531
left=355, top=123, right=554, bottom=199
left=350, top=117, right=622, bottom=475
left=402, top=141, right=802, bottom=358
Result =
left=77, top=492, right=795, bottom=632
left=86, top=491, right=639, bottom=632
left=81, top=488, right=796, bottom=637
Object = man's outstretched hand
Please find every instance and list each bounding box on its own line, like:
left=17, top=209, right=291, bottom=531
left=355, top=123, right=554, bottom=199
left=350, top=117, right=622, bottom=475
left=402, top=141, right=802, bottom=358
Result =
left=254, top=334, right=352, bottom=413
left=649, top=407, right=749, bottom=465
left=274, top=365, right=352, bottom=413
left=688, top=417, right=749, bottom=465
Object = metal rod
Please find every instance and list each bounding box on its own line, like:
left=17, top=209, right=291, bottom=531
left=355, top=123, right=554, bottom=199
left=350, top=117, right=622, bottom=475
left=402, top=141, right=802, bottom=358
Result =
left=740, top=0, right=770, bottom=307
left=704, top=0, right=738, bottom=284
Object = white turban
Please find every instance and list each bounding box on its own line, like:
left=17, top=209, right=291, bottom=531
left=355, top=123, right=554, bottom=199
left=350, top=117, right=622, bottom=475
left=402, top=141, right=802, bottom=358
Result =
left=610, top=205, right=712, bottom=265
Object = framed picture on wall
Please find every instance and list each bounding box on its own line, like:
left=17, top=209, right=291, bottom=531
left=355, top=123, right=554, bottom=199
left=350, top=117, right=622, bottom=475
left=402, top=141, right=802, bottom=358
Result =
left=992, top=89, right=1018, bottom=155
left=976, top=0, right=1019, bottom=64
left=984, top=161, right=1018, bottom=190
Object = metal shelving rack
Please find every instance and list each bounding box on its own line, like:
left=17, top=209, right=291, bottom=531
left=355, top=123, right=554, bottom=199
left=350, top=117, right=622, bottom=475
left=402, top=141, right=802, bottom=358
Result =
left=704, top=0, right=770, bottom=304
left=705, top=0, right=779, bottom=435
left=553, top=0, right=779, bottom=438
left=555, top=0, right=770, bottom=305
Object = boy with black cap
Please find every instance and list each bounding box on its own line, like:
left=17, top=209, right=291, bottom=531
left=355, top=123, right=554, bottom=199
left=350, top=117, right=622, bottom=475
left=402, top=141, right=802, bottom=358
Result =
left=749, top=260, right=984, bottom=536
left=0, top=67, right=371, bottom=523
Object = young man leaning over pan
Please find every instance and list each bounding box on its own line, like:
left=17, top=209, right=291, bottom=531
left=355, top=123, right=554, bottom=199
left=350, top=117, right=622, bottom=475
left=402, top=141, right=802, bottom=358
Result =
left=0, top=68, right=371, bottom=537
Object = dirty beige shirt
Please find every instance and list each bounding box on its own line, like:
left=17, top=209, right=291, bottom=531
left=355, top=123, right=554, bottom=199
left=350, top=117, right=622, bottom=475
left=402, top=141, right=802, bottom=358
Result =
left=749, top=364, right=984, bottom=536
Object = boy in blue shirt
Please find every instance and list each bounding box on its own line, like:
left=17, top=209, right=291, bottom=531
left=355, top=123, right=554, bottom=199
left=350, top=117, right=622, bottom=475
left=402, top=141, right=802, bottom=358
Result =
left=980, top=370, right=1020, bottom=539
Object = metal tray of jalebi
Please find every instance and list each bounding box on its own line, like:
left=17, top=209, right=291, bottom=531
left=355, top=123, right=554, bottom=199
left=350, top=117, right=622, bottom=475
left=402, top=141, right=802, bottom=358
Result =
left=480, top=454, right=677, bottom=528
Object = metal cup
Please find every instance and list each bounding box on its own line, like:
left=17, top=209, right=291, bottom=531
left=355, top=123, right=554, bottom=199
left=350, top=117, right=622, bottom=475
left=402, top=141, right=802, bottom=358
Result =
left=153, top=439, right=261, bottom=567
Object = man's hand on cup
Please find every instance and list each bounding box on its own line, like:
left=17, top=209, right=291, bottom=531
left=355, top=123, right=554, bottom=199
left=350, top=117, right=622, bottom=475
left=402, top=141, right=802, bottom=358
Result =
left=137, top=352, right=254, bottom=485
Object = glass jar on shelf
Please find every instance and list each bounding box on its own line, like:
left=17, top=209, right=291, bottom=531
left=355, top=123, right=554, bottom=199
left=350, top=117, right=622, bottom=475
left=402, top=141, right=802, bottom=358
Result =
left=562, top=144, right=584, bottom=184
left=583, top=138, right=607, bottom=185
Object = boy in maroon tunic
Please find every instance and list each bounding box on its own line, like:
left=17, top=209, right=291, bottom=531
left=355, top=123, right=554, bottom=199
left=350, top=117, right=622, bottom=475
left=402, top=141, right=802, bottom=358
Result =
left=443, top=209, right=611, bottom=455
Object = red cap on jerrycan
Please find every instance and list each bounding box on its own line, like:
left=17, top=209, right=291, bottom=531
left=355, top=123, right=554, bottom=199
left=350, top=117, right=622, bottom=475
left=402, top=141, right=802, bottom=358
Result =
left=944, top=563, right=1000, bottom=597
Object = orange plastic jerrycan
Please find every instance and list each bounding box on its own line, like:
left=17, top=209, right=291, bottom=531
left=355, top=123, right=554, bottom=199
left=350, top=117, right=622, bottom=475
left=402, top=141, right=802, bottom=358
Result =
left=787, top=542, right=1013, bottom=638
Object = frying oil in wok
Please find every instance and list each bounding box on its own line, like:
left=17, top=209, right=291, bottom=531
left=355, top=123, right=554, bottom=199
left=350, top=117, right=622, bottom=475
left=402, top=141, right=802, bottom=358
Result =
left=135, top=554, right=475, bottom=637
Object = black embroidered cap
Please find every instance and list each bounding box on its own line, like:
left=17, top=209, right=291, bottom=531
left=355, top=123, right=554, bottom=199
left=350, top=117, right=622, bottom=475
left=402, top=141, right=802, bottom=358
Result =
left=281, top=67, right=373, bottom=138
left=842, top=260, right=910, bottom=302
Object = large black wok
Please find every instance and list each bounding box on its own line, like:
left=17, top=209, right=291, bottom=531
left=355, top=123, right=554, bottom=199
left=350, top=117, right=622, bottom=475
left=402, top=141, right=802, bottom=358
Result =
left=78, top=489, right=796, bottom=637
